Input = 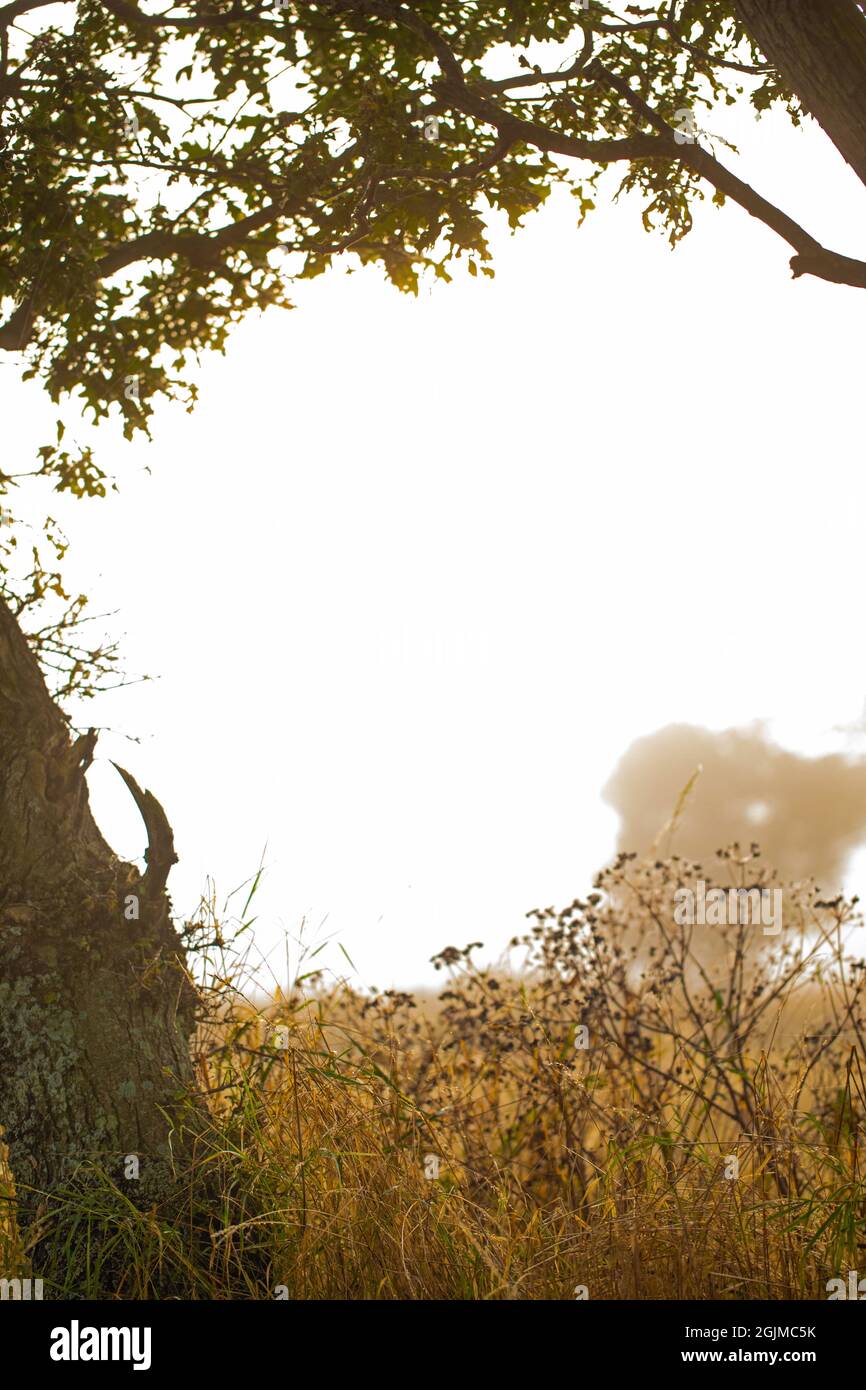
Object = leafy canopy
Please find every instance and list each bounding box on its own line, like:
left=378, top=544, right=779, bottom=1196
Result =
left=0, top=0, right=860, bottom=498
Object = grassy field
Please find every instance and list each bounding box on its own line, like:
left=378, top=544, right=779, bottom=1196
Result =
left=2, top=847, right=865, bottom=1299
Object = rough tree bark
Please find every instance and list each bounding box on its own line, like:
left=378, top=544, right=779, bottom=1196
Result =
left=0, top=593, right=205, bottom=1284
left=734, top=0, right=866, bottom=191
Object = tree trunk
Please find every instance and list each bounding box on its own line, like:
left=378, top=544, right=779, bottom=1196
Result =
left=0, top=594, right=204, bottom=1289
left=734, top=0, right=866, bottom=190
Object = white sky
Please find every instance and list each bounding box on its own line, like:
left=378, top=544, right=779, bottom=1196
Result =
left=4, top=93, right=866, bottom=991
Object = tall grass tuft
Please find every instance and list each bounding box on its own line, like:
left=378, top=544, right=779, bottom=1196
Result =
left=2, top=846, right=865, bottom=1299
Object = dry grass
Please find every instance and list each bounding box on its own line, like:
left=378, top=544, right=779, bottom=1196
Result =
left=2, top=845, right=866, bottom=1299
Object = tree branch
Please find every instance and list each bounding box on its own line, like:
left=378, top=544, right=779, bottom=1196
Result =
left=0, top=205, right=279, bottom=350
left=662, top=5, right=773, bottom=76
left=592, top=59, right=866, bottom=288
left=100, top=0, right=275, bottom=32
left=375, top=0, right=866, bottom=291
left=0, top=0, right=69, bottom=24
left=0, top=132, right=366, bottom=355
left=482, top=30, right=594, bottom=93
left=112, top=762, right=177, bottom=899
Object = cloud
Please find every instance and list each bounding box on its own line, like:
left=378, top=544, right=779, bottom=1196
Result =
left=602, top=723, right=866, bottom=889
